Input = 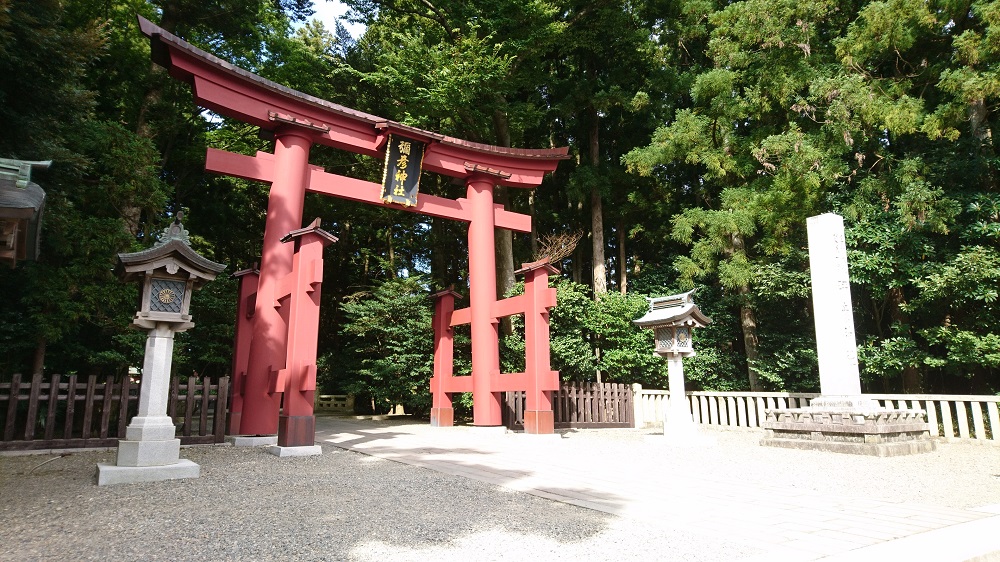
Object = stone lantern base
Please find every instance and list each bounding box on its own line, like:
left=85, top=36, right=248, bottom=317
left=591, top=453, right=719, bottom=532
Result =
left=760, top=398, right=936, bottom=457
left=96, top=415, right=201, bottom=485
left=96, top=459, right=200, bottom=486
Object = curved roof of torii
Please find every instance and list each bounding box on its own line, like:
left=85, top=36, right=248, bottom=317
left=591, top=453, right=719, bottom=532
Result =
left=138, top=17, right=570, bottom=188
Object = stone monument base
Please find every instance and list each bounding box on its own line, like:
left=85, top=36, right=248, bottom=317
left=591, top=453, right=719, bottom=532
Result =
left=761, top=406, right=936, bottom=457
left=96, top=459, right=200, bottom=486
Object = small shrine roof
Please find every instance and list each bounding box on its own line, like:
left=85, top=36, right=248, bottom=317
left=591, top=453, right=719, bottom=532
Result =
left=0, top=177, right=45, bottom=219
left=634, top=289, right=712, bottom=328
left=0, top=158, right=48, bottom=219
left=514, top=258, right=559, bottom=276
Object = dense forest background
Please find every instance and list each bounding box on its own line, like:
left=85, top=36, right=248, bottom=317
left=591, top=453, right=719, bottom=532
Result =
left=1, top=0, right=998, bottom=411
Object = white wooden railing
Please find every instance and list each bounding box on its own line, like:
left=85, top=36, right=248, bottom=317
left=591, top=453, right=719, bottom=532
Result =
left=633, top=385, right=1000, bottom=442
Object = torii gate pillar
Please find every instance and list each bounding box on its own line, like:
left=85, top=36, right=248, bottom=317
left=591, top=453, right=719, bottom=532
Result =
left=240, top=130, right=312, bottom=436
left=466, top=174, right=504, bottom=426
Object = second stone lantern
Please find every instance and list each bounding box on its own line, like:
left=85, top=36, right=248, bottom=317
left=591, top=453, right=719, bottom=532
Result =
left=634, top=289, right=711, bottom=436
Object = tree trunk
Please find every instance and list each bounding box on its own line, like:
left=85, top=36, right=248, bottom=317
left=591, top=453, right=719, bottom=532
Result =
left=730, top=233, right=761, bottom=391
left=386, top=227, right=395, bottom=277
left=529, top=191, right=538, bottom=258
left=495, top=187, right=515, bottom=336
left=494, top=187, right=515, bottom=297
left=571, top=199, right=583, bottom=283
left=970, top=98, right=993, bottom=146
left=430, top=218, right=448, bottom=289
left=589, top=109, right=607, bottom=297
left=888, top=287, right=922, bottom=393
left=739, top=287, right=763, bottom=392
left=594, top=344, right=602, bottom=384
left=617, top=221, right=627, bottom=294
left=32, top=336, right=46, bottom=376
left=572, top=244, right=583, bottom=284
left=493, top=109, right=516, bottom=335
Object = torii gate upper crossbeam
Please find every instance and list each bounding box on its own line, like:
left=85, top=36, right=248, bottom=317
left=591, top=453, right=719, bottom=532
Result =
left=205, top=149, right=531, bottom=232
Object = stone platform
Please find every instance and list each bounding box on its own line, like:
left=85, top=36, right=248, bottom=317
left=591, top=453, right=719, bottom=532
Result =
left=761, top=407, right=936, bottom=456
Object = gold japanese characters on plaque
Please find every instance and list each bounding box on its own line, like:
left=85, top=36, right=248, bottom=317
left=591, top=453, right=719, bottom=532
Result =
left=380, top=134, right=426, bottom=207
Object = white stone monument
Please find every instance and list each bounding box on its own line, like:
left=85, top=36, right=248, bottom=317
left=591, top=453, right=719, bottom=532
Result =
left=806, top=213, right=871, bottom=408
left=97, top=216, right=226, bottom=485
left=760, top=213, right=934, bottom=456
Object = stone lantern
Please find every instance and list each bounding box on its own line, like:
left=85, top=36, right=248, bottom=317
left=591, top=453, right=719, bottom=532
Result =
left=97, top=214, right=226, bottom=485
left=634, top=289, right=711, bottom=436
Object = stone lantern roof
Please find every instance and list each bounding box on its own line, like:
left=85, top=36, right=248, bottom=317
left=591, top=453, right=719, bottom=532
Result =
left=634, top=289, right=712, bottom=329
left=116, top=214, right=226, bottom=284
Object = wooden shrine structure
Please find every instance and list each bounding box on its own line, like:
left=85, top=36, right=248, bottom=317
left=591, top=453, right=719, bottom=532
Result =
left=138, top=17, right=569, bottom=443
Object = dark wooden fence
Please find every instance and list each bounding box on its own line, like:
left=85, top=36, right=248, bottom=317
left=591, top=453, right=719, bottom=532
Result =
left=0, top=373, right=229, bottom=451
left=503, top=382, right=634, bottom=430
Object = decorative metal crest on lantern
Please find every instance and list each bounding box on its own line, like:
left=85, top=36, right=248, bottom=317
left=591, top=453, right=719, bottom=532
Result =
left=380, top=134, right=426, bottom=207
left=634, top=289, right=712, bottom=356
left=116, top=212, right=226, bottom=331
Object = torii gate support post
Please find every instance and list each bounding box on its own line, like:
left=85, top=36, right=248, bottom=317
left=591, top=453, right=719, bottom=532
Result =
left=239, top=130, right=312, bottom=436
left=228, top=266, right=259, bottom=435
left=271, top=219, right=337, bottom=455
left=467, top=174, right=503, bottom=426
left=519, top=260, right=559, bottom=434
left=430, top=289, right=462, bottom=427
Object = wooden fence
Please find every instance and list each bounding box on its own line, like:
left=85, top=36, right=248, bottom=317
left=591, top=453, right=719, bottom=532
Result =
left=503, top=382, right=634, bottom=429
left=634, top=387, right=1000, bottom=442
left=0, top=373, right=229, bottom=451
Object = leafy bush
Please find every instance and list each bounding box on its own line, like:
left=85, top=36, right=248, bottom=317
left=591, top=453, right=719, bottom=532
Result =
left=337, top=276, right=434, bottom=416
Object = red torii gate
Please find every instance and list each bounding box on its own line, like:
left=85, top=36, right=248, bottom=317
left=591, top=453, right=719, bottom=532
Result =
left=139, top=18, right=569, bottom=439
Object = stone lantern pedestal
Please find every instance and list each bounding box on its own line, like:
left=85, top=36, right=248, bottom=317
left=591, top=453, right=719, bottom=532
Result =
left=97, top=216, right=226, bottom=485
left=99, top=324, right=200, bottom=484
left=662, top=352, right=697, bottom=438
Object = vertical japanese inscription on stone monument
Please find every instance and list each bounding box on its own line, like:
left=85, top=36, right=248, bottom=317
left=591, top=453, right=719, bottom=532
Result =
left=380, top=135, right=426, bottom=207
left=807, top=213, right=862, bottom=396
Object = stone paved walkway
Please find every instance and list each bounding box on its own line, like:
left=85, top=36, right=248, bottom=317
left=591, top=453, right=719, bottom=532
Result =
left=315, top=417, right=1000, bottom=561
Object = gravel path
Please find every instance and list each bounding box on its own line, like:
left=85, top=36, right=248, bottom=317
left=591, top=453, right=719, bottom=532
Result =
left=1, top=437, right=755, bottom=561
left=2, top=420, right=998, bottom=561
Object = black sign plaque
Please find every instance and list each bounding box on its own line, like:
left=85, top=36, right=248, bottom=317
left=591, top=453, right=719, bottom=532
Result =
left=380, top=134, right=426, bottom=207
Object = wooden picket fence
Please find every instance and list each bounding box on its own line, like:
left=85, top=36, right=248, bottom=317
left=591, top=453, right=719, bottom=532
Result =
left=0, top=373, right=229, bottom=451
left=503, top=382, right=634, bottom=429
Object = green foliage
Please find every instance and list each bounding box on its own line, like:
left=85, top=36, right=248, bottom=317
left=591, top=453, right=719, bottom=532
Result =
left=336, top=277, right=434, bottom=416
left=586, top=291, right=665, bottom=386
